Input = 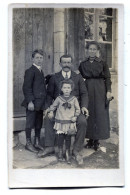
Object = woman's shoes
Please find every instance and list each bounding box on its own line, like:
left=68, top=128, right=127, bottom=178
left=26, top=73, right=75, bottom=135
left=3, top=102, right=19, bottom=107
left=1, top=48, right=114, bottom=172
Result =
left=85, top=139, right=94, bottom=148
left=93, top=140, right=100, bottom=151
left=85, top=139, right=100, bottom=151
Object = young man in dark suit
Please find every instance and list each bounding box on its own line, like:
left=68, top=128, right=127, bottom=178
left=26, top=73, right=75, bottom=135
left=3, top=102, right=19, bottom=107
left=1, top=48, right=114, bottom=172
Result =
left=39, top=54, right=89, bottom=165
left=22, top=49, right=46, bottom=153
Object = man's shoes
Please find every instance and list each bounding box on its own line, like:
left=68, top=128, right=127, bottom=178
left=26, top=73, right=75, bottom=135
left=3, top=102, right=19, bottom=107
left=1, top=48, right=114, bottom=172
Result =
left=72, top=150, right=83, bottom=165
left=34, top=143, right=44, bottom=151
left=34, top=137, right=44, bottom=151
left=25, top=139, right=38, bottom=153
left=38, top=147, right=55, bottom=158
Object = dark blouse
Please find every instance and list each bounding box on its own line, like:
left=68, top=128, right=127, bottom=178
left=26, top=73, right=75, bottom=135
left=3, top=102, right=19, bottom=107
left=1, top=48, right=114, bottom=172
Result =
left=79, top=57, right=112, bottom=92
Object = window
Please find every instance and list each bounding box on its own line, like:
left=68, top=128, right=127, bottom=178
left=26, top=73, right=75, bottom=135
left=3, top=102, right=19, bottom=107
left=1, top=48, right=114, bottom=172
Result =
left=84, top=8, right=117, bottom=71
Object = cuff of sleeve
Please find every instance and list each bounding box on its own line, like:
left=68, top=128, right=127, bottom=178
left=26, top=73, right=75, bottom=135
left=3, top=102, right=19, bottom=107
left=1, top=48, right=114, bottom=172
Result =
left=107, top=89, right=112, bottom=93
left=81, top=105, right=88, bottom=109
left=48, top=107, right=55, bottom=112
left=75, top=112, right=80, bottom=117
left=26, top=97, right=35, bottom=104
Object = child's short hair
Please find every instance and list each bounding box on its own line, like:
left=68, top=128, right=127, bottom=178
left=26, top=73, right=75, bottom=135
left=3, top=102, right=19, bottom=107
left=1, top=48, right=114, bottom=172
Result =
left=59, top=79, right=75, bottom=91
left=32, top=49, right=44, bottom=58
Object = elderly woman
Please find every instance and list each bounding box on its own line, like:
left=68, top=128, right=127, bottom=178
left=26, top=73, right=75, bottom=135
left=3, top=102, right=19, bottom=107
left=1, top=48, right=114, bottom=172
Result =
left=79, top=41, right=112, bottom=151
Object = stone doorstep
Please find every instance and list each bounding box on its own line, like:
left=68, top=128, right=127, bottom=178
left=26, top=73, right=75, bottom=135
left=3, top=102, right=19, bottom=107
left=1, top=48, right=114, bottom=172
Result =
left=13, top=130, right=118, bottom=169
left=13, top=148, right=58, bottom=169
left=13, top=138, right=96, bottom=169
left=14, top=128, right=45, bottom=146
left=13, top=117, right=26, bottom=132
left=13, top=146, right=95, bottom=169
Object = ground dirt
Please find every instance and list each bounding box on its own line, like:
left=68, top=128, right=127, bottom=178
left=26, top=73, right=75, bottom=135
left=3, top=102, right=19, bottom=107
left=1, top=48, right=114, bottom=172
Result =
left=13, top=129, right=119, bottom=169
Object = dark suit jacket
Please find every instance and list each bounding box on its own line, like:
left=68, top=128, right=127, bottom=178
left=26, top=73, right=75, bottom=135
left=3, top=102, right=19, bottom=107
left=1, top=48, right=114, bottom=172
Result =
left=21, top=65, right=46, bottom=111
left=46, top=71, right=88, bottom=109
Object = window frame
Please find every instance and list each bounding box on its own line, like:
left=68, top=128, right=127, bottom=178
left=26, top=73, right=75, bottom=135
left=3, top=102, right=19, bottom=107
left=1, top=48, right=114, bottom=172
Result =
left=84, top=8, right=117, bottom=72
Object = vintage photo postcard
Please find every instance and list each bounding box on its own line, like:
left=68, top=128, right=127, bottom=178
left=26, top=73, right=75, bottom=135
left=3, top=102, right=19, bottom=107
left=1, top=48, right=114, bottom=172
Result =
left=8, top=3, right=124, bottom=188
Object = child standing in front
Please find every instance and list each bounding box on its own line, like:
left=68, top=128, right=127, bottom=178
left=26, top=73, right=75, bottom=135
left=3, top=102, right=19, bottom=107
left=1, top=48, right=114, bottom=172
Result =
left=48, top=79, right=80, bottom=164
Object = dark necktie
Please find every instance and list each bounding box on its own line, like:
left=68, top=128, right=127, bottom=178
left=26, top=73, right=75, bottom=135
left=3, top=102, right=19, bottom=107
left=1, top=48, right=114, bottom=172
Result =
left=65, top=72, right=68, bottom=79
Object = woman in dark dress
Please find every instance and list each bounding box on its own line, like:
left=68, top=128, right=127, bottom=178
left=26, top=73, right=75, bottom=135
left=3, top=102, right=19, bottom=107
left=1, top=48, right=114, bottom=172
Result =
left=79, top=41, right=112, bottom=151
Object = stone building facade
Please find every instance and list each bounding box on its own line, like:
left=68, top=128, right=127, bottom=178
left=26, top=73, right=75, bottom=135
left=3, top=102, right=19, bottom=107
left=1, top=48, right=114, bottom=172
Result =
left=13, top=7, right=118, bottom=132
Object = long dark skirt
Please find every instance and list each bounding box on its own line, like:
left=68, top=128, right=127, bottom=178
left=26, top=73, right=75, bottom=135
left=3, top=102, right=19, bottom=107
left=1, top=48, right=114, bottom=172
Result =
left=86, top=78, right=110, bottom=140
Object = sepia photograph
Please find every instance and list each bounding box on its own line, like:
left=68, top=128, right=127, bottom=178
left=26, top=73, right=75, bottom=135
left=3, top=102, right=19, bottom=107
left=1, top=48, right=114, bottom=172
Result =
left=8, top=3, right=124, bottom=188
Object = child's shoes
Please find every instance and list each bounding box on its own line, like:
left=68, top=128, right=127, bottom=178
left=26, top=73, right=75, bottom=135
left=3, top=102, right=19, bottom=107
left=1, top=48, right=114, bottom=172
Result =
left=58, top=148, right=65, bottom=162
left=66, top=149, right=71, bottom=164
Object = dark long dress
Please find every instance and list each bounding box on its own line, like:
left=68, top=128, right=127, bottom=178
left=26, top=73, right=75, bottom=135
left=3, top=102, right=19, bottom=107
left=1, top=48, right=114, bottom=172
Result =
left=79, top=57, right=112, bottom=140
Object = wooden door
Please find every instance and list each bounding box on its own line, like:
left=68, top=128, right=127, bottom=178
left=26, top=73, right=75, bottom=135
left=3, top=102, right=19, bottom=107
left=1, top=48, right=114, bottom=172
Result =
left=65, top=8, right=85, bottom=71
left=13, top=8, right=54, bottom=117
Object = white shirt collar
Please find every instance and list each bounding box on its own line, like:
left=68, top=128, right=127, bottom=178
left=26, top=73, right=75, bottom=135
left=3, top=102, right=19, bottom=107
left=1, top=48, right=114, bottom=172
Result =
left=62, top=70, right=71, bottom=79
left=33, top=63, right=42, bottom=71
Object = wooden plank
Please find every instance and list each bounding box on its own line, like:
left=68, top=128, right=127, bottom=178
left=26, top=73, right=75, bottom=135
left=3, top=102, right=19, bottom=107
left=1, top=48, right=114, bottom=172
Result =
left=32, top=8, right=43, bottom=50
left=64, top=8, right=68, bottom=55
left=13, top=8, right=26, bottom=115
left=74, top=8, right=85, bottom=70
left=25, top=8, right=33, bottom=70
left=73, top=8, right=80, bottom=70
left=13, top=9, right=21, bottom=114
left=43, top=8, right=54, bottom=75
left=37, top=8, right=44, bottom=50
left=67, top=9, right=75, bottom=66
left=32, top=8, right=54, bottom=75
left=42, top=8, right=46, bottom=73
left=67, top=8, right=85, bottom=70
left=32, top=8, right=38, bottom=50
left=78, top=9, right=85, bottom=65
